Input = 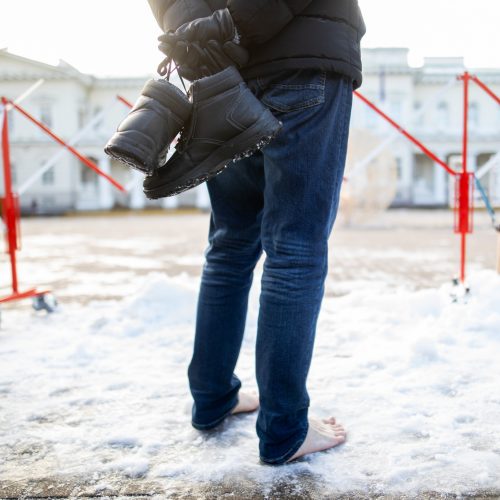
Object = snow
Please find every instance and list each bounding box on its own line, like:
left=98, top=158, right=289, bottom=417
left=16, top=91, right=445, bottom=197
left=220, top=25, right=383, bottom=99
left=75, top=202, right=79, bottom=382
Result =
left=0, top=268, right=499, bottom=496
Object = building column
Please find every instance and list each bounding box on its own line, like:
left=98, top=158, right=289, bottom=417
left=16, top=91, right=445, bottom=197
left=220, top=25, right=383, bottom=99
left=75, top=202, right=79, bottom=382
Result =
left=129, top=170, right=146, bottom=210
left=98, top=155, right=114, bottom=210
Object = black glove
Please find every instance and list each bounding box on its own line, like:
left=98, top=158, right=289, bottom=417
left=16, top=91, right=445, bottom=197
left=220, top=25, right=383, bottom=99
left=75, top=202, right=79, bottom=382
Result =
left=159, top=39, right=248, bottom=80
left=157, top=8, right=248, bottom=81
left=161, top=8, right=239, bottom=48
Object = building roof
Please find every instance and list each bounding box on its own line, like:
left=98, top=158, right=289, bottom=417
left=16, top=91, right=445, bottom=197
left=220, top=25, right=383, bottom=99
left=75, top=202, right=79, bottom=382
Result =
left=361, top=48, right=500, bottom=84
left=0, top=49, right=148, bottom=88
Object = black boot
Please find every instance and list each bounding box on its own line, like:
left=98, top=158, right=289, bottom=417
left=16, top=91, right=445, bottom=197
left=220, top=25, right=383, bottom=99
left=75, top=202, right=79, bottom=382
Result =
left=104, top=79, right=192, bottom=175
left=143, top=66, right=282, bottom=199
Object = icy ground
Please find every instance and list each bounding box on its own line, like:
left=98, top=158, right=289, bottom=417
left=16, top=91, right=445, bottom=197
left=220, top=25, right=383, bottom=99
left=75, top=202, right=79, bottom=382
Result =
left=0, top=263, right=499, bottom=497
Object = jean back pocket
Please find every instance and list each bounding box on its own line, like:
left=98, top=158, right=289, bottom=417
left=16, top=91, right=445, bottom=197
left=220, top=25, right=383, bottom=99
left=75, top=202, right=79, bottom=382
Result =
left=257, top=69, right=326, bottom=113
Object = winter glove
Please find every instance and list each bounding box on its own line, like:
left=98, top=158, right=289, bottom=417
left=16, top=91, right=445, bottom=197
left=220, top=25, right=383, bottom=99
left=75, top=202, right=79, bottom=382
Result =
left=160, top=39, right=248, bottom=81
left=157, top=8, right=248, bottom=81
left=161, top=8, right=240, bottom=49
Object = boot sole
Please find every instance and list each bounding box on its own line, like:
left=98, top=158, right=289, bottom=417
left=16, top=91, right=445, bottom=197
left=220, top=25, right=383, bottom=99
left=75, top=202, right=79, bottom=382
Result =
left=144, top=113, right=283, bottom=199
left=105, top=130, right=167, bottom=175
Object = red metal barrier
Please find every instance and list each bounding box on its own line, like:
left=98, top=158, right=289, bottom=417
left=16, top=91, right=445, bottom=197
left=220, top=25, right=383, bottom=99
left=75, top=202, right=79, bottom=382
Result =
left=6, top=99, right=125, bottom=193
left=458, top=72, right=471, bottom=283
left=454, top=173, right=474, bottom=235
left=1, top=97, right=50, bottom=303
left=353, top=70, right=494, bottom=285
left=117, top=95, right=133, bottom=108
left=353, top=91, right=456, bottom=176
left=470, top=74, right=500, bottom=105
left=0, top=95, right=126, bottom=306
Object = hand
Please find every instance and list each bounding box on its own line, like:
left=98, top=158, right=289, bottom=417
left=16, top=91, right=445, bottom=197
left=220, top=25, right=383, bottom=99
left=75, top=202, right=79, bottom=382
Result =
left=157, top=9, right=248, bottom=81
left=160, top=39, right=248, bottom=81
left=160, top=8, right=238, bottom=47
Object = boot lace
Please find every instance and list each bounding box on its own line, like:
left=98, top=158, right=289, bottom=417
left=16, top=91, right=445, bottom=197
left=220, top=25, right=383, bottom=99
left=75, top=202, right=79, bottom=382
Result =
left=157, top=56, right=188, bottom=93
left=156, top=56, right=190, bottom=156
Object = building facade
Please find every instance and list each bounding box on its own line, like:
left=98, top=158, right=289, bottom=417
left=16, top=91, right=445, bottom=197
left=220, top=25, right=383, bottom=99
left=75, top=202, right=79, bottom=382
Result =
left=0, top=47, right=499, bottom=213
left=0, top=49, right=209, bottom=214
left=352, top=48, right=500, bottom=208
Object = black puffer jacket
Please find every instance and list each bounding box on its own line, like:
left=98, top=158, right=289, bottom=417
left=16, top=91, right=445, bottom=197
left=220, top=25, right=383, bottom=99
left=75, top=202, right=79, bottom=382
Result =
left=147, top=0, right=366, bottom=88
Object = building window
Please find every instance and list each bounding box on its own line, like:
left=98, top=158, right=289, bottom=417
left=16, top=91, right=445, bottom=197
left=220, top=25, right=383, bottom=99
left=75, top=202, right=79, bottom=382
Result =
left=413, top=101, right=424, bottom=127
left=413, top=154, right=435, bottom=203
left=469, top=102, right=479, bottom=129
left=7, top=111, right=14, bottom=135
left=390, top=100, right=403, bottom=122
left=437, top=101, right=449, bottom=130
left=80, top=160, right=98, bottom=186
left=92, top=106, right=103, bottom=131
left=42, top=168, right=55, bottom=185
left=10, top=162, right=16, bottom=185
left=396, top=157, right=403, bottom=181
left=40, top=104, right=53, bottom=128
left=78, top=106, right=86, bottom=129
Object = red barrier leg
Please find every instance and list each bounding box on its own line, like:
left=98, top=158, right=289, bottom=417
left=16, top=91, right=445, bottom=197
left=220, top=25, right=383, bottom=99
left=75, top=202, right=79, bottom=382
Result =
left=1, top=98, right=19, bottom=293
left=458, top=72, right=473, bottom=284
left=1, top=97, right=51, bottom=304
left=462, top=73, right=469, bottom=284
left=454, top=172, right=474, bottom=283
left=354, top=84, right=475, bottom=285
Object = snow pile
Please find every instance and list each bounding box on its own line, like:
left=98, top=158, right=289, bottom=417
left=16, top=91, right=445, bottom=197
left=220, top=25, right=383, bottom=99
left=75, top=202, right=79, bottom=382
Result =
left=0, top=269, right=499, bottom=496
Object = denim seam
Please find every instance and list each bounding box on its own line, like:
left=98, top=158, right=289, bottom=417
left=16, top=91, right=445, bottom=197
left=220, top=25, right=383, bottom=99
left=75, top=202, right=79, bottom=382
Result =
left=268, top=83, right=324, bottom=90
left=258, top=71, right=326, bottom=113
left=331, top=77, right=352, bottom=203
left=255, top=70, right=326, bottom=92
left=259, top=423, right=310, bottom=465
left=191, top=396, right=240, bottom=431
left=263, top=97, right=325, bottom=113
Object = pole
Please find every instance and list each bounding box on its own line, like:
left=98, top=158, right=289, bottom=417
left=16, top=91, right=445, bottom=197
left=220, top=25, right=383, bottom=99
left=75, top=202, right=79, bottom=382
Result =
left=1, top=97, right=19, bottom=293
left=460, top=72, right=470, bottom=284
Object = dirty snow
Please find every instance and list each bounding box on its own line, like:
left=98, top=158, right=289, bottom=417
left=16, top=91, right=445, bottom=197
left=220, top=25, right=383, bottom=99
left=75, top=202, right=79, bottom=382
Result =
left=0, top=268, right=499, bottom=496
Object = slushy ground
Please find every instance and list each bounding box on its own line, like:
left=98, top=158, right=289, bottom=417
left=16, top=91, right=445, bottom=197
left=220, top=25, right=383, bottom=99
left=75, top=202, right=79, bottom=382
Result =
left=0, top=209, right=499, bottom=499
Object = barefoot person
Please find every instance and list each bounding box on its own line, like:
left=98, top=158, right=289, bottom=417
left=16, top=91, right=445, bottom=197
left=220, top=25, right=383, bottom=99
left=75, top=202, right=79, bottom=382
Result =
left=147, top=0, right=365, bottom=465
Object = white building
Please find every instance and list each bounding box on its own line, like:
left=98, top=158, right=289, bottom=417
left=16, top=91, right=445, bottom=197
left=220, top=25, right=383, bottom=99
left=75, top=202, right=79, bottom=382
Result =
left=352, top=48, right=500, bottom=207
left=0, top=47, right=499, bottom=213
left=0, top=49, right=209, bottom=214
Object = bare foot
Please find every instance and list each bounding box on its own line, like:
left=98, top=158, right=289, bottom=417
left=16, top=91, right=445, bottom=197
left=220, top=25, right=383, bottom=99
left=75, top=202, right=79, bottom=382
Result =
left=230, top=391, right=260, bottom=415
left=286, top=416, right=346, bottom=463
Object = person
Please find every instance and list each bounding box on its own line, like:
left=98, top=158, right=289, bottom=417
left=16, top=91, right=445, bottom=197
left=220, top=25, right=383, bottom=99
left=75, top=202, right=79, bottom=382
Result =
left=147, top=0, right=366, bottom=465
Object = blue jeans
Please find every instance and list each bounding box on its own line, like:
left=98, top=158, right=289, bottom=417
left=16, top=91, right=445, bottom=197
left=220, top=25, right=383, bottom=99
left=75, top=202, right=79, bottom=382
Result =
left=188, top=69, right=353, bottom=465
